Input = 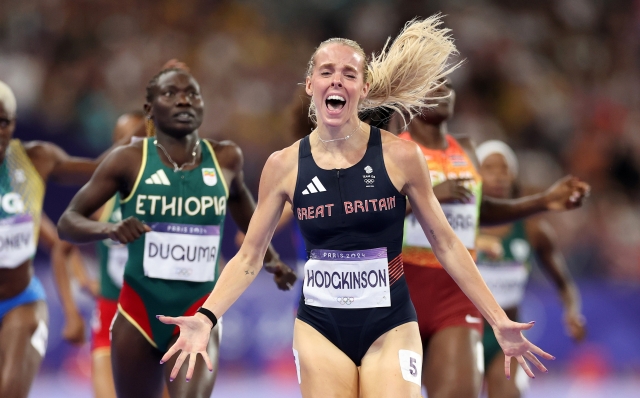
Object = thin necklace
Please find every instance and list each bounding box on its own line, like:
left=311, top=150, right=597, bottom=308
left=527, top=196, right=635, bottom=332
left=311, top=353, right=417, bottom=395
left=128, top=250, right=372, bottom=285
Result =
left=317, top=120, right=361, bottom=144
left=154, top=139, right=201, bottom=172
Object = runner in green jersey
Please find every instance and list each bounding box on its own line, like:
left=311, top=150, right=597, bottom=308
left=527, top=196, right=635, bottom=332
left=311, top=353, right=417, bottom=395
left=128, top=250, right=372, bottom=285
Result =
left=475, top=140, right=586, bottom=398
left=58, top=67, right=296, bottom=398
left=90, top=60, right=187, bottom=398
left=0, top=80, right=113, bottom=398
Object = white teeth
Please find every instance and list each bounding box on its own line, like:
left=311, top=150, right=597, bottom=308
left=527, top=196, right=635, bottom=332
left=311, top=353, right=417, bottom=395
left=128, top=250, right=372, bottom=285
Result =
left=327, top=95, right=345, bottom=102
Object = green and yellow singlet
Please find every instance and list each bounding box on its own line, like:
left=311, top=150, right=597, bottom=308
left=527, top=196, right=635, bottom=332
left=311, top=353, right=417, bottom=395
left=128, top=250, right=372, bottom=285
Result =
left=0, top=140, right=44, bottom=269
left=118, top=138, right=228, bottom=350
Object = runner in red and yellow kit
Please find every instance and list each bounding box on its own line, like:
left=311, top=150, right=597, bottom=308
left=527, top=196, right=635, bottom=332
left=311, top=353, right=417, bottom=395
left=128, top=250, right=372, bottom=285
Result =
left=398, top=78, right=590, bottom=398
left=400, top=131, right=484, bottom=329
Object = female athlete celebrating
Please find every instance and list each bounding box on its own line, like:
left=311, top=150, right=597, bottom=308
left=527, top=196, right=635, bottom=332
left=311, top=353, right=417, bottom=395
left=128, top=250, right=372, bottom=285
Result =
left=58, top=68, right=295, bottom=398
left=159, top=16, right=553, bottom=398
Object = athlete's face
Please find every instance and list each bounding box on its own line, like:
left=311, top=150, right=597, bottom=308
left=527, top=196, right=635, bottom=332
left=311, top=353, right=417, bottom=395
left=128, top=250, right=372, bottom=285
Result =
left=145, top=71, right=204, bottom=137
left=419, top=78, right=455, bottom=124
left=480, top=153, right=515, bottom=198
left=0, top=102, right=16, bottom=163
left=306, top=44, right=369, bottom=128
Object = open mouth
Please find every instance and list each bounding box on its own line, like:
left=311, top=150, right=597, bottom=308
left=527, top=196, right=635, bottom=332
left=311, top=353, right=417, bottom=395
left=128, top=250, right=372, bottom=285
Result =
left=325, top=95, right=346, bottom=112
left=174, top=112, right=195, bottom=122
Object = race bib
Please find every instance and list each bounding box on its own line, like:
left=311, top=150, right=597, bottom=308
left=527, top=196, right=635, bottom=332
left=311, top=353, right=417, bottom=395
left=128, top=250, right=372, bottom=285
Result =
left=143, top=222, right=220, bottom=282
left=405, top=203, right=477, bottom=249
left=303, top=248, right=391, bottom=309
left=477, top=263, right=529, bottom=308
left=0, top=214, right=36, bottom=269
left=107, top=244, right=128, bottom=288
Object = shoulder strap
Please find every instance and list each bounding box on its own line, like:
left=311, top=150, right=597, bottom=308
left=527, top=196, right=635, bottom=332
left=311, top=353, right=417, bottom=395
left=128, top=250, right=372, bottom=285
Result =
left=144, top=136, right=156, bottom=160
left=201, top=139, right=230, bottom=197
left=369, top=126, right=381, bottom=147
left=200, top=139, right=216, bottom=163
left=299, top=135, right=312, bottom=158
left=445, top=134, right=460, bottom=150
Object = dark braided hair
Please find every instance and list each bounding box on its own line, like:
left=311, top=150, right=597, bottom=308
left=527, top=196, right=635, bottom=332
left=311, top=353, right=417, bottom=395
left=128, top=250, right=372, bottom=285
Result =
left=144, top=67, right=190, bottom=136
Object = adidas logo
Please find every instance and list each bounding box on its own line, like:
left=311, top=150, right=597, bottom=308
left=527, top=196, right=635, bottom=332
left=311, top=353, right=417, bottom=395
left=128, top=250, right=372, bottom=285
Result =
left=145, top=170, right=171, bottom=185
left=302, top=176, right=326, bottom=195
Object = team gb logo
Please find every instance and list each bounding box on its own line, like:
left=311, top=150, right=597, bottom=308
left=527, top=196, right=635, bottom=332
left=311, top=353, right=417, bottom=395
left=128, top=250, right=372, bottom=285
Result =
left=363, top=165, right=375, bottom=188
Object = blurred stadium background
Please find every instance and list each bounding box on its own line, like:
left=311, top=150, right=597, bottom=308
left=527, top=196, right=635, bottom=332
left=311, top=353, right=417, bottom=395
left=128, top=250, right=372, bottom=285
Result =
left=1, top=0, right=639, bottom=396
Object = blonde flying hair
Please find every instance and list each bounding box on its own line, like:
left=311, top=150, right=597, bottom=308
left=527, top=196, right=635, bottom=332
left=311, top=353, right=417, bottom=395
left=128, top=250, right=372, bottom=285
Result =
left=306, top=15, right=460, bottom=125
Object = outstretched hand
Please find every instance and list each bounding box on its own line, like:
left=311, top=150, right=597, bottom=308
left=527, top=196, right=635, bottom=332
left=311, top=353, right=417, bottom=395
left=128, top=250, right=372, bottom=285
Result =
left=544, top=176, right=590, bottom=211
left=158, top=314, right=213, bottom=382
left=494, top=320, right=555, bottom=379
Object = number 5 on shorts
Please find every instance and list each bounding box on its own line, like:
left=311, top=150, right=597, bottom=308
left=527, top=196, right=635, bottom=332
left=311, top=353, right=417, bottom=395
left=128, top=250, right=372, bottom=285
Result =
left=399, top=349, right=422, bottom=386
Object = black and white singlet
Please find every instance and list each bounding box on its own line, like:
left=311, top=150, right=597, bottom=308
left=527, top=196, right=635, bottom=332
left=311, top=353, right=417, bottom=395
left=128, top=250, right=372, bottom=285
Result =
left=294, top=126, right=417, bottom=365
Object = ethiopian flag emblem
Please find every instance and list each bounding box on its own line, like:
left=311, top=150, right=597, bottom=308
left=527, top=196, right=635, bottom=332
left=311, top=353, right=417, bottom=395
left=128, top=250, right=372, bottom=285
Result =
left=202, top=168, right=218, bottom=186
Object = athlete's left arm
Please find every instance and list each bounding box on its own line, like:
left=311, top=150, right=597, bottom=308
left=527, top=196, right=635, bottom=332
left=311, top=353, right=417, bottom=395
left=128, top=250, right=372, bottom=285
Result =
left=215, top=140, right=297, bottom=290
left=526, top=218, right=586, bottom=341
left=26, top=140, right=124, bottom=185
left=457, top=138, right=591, bottom=226
left=387, top=135, right=553, bottom=378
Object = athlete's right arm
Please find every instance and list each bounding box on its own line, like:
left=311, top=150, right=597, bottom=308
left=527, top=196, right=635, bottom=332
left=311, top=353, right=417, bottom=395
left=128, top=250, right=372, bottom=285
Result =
left=158, top=145, right=297, bottom=381
left=57, top=145, right=150, bottom=244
